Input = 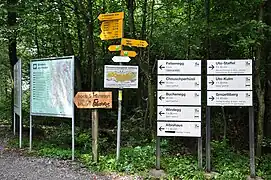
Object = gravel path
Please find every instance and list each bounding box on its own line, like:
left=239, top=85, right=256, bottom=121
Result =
left=0, top=126, right=142, bottom=180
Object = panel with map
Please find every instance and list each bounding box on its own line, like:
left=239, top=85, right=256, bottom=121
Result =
left=30, top=56, right=74, bottom=118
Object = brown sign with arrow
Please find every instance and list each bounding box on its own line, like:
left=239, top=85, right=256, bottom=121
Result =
left=74, top=92, right=112, bottom=109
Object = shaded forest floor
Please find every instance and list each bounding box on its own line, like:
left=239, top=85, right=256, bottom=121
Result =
left=1, top=120, right=271, bottom=179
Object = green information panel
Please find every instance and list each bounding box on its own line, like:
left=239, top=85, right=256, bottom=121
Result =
left=30, top=56, right=74, bottom=118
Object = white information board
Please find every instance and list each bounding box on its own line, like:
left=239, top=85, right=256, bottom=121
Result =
left=30, top=56, right=74, bottom=118
left=14, top=59, right=22, bottom=115
left=207, top=91, right=253, bottom=106
left=104, top=65, right=138, bottom=88
left=157, top=60, right=201, bottom=75
left=157, top=121, right=201, bottom=137
left=157, top=106, right=201, bottom=121
left=157, top=91, right=201, bottom=106
left=207, top=59, right=252, bottom=74
left=207, top=75, right=252, bottom=90
left=157, top=76, right=201, bottom=90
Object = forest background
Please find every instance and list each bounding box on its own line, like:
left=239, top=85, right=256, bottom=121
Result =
left=0, top=0, right=271, bottom=179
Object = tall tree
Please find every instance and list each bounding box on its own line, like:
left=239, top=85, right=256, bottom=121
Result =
left=7, top=0, right=18, bottom=129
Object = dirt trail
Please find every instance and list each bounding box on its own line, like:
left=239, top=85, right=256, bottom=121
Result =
left=0, top=126, right=142, bottom=180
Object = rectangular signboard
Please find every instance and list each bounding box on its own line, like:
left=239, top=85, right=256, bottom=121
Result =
left=157, top=91, right=201, bottom=106
left=157, top=60, right=201, bottom=75
left=207, top=59, right=252, bottom=75
left=74, top=91, right=112, bottom=109
left=157, top=121, right=201, bottom=137
left=14, top=59, right=22, bottom=115
left=207, top=75, right=252, bottom=90
left=207, top=91, right=253, bottom=106
left=104, top=65, right=138, bottom=88
left=157, top=106, right=201, bottom=121
left=30, top=56, right=74, bottom=118
left=157, top=75, right=201, bottom=90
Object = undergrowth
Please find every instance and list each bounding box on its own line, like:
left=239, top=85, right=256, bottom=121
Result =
left=7, top=128, right=271, bottom=180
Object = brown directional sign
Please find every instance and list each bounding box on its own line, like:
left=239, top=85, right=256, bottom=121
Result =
left=74, top=92, right=112, bottom=109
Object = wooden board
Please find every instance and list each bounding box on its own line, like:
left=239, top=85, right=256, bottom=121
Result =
left=74, top=92, right=112, bottom=109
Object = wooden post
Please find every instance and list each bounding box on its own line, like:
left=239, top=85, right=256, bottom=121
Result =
left=92, top=109, right=99, bottom=162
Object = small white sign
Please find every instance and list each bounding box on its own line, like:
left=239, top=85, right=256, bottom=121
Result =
left=157, top=91, right=201, bottom=106
left=112, top=56, right=131, bottom=63
left=104, top=65, right=138, bottom=89
left=207, top=91, right=253, bottom=106
left=158, top=60, right=201, bottom=75
left=157, top=76, right=201, bottom=90
left=207, top=59, right=252, bottom=74
left=157, top=121, right=201, bottom=137
left=207, top=75, right=252, bottom=90
left=157, top=106, right=201, bottom=121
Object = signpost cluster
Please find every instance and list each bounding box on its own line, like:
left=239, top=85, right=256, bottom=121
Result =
left=156, top=60, right=202, bottom=169
left=206, top=59, right=254, bottom=176
left=98, top=11, right=148, bottom=160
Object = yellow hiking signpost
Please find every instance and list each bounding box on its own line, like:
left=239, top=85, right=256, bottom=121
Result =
left=120, top=50, right=137, bottom=57
left=121, top=38, right=148, bottom=47
left=99, top=11, right=148, bottom=162
left=108, top=45, right=122, bottom=51
left=100, top=20, right=123, bottom=40
left=98, top=12, right=124, bottom=21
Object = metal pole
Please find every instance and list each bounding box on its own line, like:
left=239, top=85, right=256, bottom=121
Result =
left=29, top=115, right=32, bottom=151
left=116, top=89, right=122, bottom=160
left=72, top=116, right=75, bottom=161
left=156, top=136, right=161, bottom=169
left=13, top=113, right=16, bottom=135
left=206, top=106, right=211, bottom=172
left=19, top=63, right=22, bottom=148
left=249, top=106, right=255, bottom=177
left=19, top=114, right=22, bottom=148
left=198, top=137, right=202, bottom=169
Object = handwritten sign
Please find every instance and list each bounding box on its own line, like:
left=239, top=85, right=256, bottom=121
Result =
left=74, top=92, right=112, bottom=109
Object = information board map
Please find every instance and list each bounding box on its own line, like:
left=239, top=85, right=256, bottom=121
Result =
left=30, top=56, right=74, bottom=118
left=104, top=65, right=138, bottom=88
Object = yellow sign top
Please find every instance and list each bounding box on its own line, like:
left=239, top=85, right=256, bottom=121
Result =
left=98, top=12, right=124, bottom=21
left=121, top=38, right=148, bottom=48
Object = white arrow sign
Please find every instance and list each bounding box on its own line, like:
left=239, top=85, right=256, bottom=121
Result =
left=158, top=60, right=201, bottom=75
left=157, top=91, right=201, bottom=106
left=207, top=91, right=253, bottom=106
left=112, top=56, right=131, bottom=63
left=207, top=75, right=252, bottom=90
left=207, top=59, right=252, bottom=75
left=157, top=121, right=201, bottom=137
left=157, top=76, right=201, bottom=90
left=157, top=106, right=201, bottom=121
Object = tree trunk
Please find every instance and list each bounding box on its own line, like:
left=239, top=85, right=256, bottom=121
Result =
left=147, top=0, right=155, bottom=131
left=126, top=0, right=136, bottom=37
left=255, top=1, right=265, bottom=157
left=7, top=0, right=18, bottom=131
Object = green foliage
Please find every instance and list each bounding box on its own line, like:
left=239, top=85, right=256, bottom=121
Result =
left=162, top=156, right=205, bottom=179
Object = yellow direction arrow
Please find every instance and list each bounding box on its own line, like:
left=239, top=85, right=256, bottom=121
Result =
left=108, top=45, right=122, bottom=51
left=121, top=38, right=148, bottom=48
left=121, top=50, right=137, bottom=57
left=98, top=12, right=124, bottom=21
